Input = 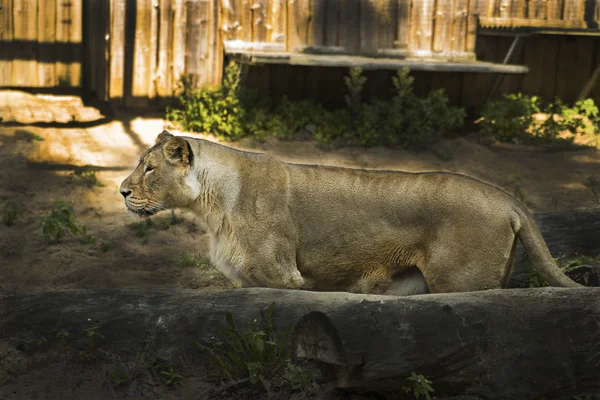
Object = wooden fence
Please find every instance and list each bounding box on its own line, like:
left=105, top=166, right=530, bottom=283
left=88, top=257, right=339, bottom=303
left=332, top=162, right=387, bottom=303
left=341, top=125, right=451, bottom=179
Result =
left=0, top=0, right=599, bottom=109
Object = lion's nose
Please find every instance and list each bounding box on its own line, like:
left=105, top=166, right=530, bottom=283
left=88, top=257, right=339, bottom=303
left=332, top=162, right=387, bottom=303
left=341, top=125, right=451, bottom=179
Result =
left=120, top=189, right=132, bottom=199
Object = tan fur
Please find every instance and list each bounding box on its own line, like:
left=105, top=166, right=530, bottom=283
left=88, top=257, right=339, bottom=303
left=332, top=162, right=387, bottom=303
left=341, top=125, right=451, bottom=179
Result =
left=119, top=131, right=582, bottom=295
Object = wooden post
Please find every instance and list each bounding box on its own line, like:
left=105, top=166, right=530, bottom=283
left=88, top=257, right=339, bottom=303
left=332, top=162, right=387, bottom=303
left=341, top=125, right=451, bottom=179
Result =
left=109, top=0, right=126, bottom=104
left=0, top=0, right=15, bottom=86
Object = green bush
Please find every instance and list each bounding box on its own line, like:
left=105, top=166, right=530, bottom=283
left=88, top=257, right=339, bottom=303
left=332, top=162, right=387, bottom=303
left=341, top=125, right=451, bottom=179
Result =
left=479, top=94, right=600, bottom=144
left=166, top=62, right=246, bottom=140
left=166, top=64, right=466, bottom=149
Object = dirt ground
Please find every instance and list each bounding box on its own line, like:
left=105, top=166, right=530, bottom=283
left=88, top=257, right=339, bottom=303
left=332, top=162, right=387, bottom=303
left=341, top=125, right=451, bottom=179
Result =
left=1, top=91, right=599, bottom=399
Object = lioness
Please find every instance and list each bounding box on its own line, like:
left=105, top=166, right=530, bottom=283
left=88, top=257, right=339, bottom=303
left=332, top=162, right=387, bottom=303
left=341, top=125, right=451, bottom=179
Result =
left=119, top=130, right=581, bottom=295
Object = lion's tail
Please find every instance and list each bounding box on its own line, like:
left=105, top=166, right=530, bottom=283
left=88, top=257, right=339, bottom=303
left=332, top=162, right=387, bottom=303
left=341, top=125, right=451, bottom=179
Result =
left=515, top=212, right=583, bottom=288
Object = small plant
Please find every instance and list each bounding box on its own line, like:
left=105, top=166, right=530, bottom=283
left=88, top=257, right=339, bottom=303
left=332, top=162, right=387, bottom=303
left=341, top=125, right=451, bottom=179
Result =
left=198, top=304, right=313, bottom=394
left=402, top=372, right=435, bottom=400
left=560, top=254, right=600, bottom=272
left=84, top=324, right=105, bottom=350
left=528, top=271, right=549, bottom=287
left=177, top=253, right=206, bottom=268
left=56, top=329, right=71, bottom=363
left=41, top=201, right=94, bottom=243
left=2, top=201, right=22, bottom=226
left=129, top=219, right=152, bottom=238
left=70, top=165, right=105, bottom=188
left=584, top=176, right=600, bottom=205
left=100, top=242, right=111, bottom=252
left=159, top=366, right=184, bottom=386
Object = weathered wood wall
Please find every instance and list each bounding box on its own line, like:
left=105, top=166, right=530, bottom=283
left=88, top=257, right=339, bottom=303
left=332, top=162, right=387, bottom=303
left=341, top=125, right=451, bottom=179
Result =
left=0, top=0, right=598, bottom=109
left=0, top=0, right=83, bottom=88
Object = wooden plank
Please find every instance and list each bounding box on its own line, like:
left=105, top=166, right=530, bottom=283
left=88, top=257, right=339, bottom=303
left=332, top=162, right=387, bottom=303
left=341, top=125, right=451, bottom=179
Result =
left=149, top=0, right=159, bottom=99
left=266, top=0, right=285, bottom=44
left=55, top=0, right=82, bottom=87
left=312, top=0, right=326, bottom=46
left=287, top=0, right=310, bottom=51
left=251, top=0, right=268, bottom=42
left=593, top=39, right=600, bottom=101
left=240, top=0, right=252, bottom=42
left=511, top=0, right=526, bottom=17
left=221, top=0, right=236, bottom=41
left=546, top=0, right=564, bottom=20
left=324, top=0, right=340, bottom=46
left=37, top=0, right=56, bottom=86
left=563, top=0, right=585, bottom=22
left=451, top=0, right=469, bottom=54
left=432, top=0, right=454, bottom=53
left=109, top=0, right=126, bottom=101
left=0, top=0, right=14, bottom=86
left=171, top=0, right=186, bottom=90
left=156, top=0, right=173, bottom=99
left=360, top=0, right=377, bottom=55
left=186, top=0, right=212, bottom=88
left=339, top=0, right=360, bottom=54
left=395, top=0, right=410, bottom=49
left=97, top=1, right=110, bottom=100
left=528, top=0, right=547, bottom=19
left=478, top=17, right=586, bottom=28
left=409, top=0, right=435, bottom=52
left=128, top=0, right=153, bottom=106
left=12, top=0, right=38, bottom=87
left=374, top=0, right=396, bottom=51
left=210, top=0, right=223, bottom=87
left=555, top=37, right=594, bottom=103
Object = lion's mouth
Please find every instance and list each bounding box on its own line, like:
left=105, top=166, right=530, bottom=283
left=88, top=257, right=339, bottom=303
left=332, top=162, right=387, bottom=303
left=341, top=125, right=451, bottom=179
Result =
left=125, top=199, right=166, bottom=217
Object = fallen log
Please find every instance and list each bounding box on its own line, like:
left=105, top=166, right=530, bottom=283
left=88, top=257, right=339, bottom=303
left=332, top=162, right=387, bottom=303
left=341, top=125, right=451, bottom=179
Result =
left=1, top=287, right=600, bottom=399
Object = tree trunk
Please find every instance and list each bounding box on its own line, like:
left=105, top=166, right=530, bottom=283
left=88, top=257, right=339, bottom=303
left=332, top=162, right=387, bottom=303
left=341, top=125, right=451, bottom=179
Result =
left=1, top=287, right=600, bottom=399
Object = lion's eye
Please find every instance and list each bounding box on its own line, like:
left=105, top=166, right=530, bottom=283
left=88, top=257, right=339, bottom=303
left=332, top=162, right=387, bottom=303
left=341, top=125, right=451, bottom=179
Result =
left=144, top=165, right=154, bottom=174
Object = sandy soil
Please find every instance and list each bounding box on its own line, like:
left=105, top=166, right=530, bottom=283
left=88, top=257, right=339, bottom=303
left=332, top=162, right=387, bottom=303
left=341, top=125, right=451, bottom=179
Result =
left=1, top=91, right=599, bottom=399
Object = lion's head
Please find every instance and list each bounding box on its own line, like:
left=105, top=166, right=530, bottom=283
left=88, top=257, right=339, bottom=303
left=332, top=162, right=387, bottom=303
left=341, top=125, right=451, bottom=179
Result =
left=119, top=130, right=198, bottom=216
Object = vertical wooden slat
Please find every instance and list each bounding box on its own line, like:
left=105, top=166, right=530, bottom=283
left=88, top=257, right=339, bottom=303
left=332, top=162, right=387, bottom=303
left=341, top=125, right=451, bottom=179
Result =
left=324, top=0, right=340, bottom=46
left=339, top=0, right=360, bottom=54
left=360, top=0, right=378, bottom=55
left=287, top=0, right=310, bottom=51
left=432, top=0, right=454, bottom=53
left=546, top=0, right=563, bottom=20
left=211, top=0, right=223, bottom=86
left=109, top=0, right=126, bottom=101
left=37, top=0, right=56, bottom=86
left=129, top=0, right=153, bottom=106
left=375, top=0, right=397, bottom=50
left=511, top=0, right=526, bottom=17
left=451, top=0, right=469, bottom=54
left=498, top=0, right=511, bottom=18
left=221, top=0, right=236, bottom=40
left=12, top=0, right=37, bottom=87
left=0, top=0, right=14, bottom=86
left=266, top=0, right=285, bottom=43
left=312, top=0, right=326, bottom=46
left=70, top=0, right=82, bottom=86
left=251, top=0, right=268, bottom=42
left=409, top=0, right=434, bottom=53
left=240, top=0, right=252, bottom=41
left=171, top=0, right=186, bottom=90
left=156, top=0, right=173, bottom=99
left=149, top=0, right=158, bottom=99
left=55, top=0, right=81, bottom=87
left=528, top=0, right=547, bottom=19
left=592, top=39, right=600, bottom=101
left=563, top=0, right=584, bottom=22
left=555, top=37, right=593, bottom=103
left=396, top=0, right=410, bottom=49
left=186, top=0, right=211, bottom=88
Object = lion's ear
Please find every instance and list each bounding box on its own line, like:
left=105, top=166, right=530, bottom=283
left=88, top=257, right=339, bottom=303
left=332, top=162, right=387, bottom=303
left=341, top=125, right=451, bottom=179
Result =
left=162, top=136, right=193, bottom=166
left=155, top=130, right=174, bottom=144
